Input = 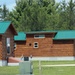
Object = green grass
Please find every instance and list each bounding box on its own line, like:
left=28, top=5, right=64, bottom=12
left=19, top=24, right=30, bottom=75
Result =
left=0, top=61, right=75, bottom=75
left=0, top=66, right=19, bottom=75
left=33, top=61, right=75, bottom=75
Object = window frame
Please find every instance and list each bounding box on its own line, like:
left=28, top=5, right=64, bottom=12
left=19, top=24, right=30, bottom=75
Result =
left=34, top=42, right=38, bottom=48
left=14, top=43, right=17, bottom=50
left=34, top=34, right=45, bottom=39
left=6, top=38, right=11, bottom=54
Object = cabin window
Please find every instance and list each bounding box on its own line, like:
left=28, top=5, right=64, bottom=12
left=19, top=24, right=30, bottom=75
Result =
left=34, top=42, right=38, bottom=48
left=6, top=38, right=11, bottom=54
left=14, top=43, right=16, bottom=50
left=34, top=35, right=45, bottom=39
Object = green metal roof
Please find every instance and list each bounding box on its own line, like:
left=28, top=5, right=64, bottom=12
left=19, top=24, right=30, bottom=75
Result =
left=0, top=21, right=11, bottom=34
left=14, top=30, right=75, bottom=41
left=53, top=30, right=75, bottom=40
left=14, top=32, right=26, bottom=41
left=26, top=31, right=57, bottom=34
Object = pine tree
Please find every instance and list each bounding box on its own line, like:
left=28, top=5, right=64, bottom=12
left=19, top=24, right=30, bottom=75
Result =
left=0, top=4, right=9, bottom=21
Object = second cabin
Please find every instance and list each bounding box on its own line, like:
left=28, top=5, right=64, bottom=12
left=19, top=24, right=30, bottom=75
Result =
left=14, top=30, right=75, bottom=60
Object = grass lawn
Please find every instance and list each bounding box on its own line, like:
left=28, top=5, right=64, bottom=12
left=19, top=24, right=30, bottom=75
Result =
left=0, top=61, right=75, bottom=75
left=0, top=66, right=19, bottom=75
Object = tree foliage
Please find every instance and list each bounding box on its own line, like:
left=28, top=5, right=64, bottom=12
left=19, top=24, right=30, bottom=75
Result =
left=7, top=0, right=75, bottom=32
left=0, top=4, right=9, bottom=21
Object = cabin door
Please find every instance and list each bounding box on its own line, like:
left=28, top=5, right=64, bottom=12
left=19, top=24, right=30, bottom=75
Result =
left=6, top=38, right=11, bottom=55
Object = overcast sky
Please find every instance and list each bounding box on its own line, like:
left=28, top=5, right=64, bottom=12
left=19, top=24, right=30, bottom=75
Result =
left=0, top=0, right=71, bottom=11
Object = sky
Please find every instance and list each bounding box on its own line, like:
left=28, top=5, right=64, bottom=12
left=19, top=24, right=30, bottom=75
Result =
left=0, top=0, right=72, bottom=11
left=0, top=0, right=16, bottom=11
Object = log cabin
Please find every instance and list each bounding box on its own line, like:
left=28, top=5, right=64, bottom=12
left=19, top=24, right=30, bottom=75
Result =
left=0, top=21, right=17, bottom=66
left=14, top=30, right=75, bottom=61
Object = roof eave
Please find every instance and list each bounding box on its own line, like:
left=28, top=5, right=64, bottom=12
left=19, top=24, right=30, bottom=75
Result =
left=14, top=40, right=26, bottom=41
left=10, top=24, right=17, bottom=35
left=0, top=33, right=4, bottom=34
